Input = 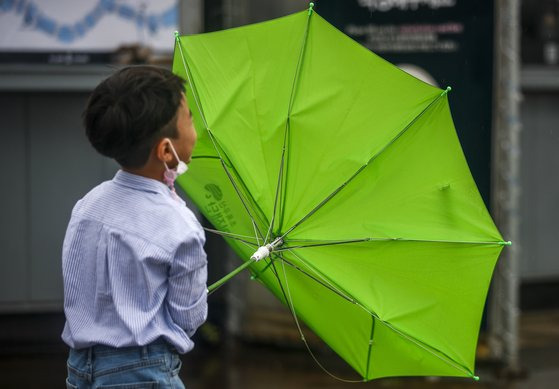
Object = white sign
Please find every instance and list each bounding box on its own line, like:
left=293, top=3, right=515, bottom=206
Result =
left=357, top=0, right=456, bottom=12
left=0, top=0, right=177, bottom=52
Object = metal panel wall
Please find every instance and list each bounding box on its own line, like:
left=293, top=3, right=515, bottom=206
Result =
left=0, top=94, right=27, bottom=304
left=520, top=92, right=559, bottom=280
left=0, top=92, right=118, bottom=311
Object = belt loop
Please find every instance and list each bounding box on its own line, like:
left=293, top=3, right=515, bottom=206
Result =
left=141, top=345, right=148, bottom=360
left=87, top=347, right=93, bottom=383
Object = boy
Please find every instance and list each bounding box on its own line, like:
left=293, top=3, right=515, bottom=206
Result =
left=62, top=66, right=207, bottom=389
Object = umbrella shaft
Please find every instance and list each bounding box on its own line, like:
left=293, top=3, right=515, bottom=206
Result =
left=207, top=259, right=254, bottom=294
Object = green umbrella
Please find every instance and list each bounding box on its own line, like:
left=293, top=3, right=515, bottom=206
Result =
left=172, top=3, right=509, bottom=381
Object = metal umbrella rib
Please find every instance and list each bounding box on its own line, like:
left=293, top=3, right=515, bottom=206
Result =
left=267, top=6, right=314, bottom=244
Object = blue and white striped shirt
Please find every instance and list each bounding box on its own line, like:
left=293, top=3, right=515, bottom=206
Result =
left=61, top=170, right=207, bottom=353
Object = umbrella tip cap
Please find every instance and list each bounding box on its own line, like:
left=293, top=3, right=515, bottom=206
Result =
left=308, top=2, right=314, bottom=14
left=473, top=375, right=480, bottom=381
left=174, top=31, right=179, bottom=39
left=503, top=241, right=512, bottom=246
left=440, top=86, right=452, bottom=96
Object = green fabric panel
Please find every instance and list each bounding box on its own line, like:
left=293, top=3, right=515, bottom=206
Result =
left=178, top=157, right=266, bottom=239
left=369, top=317, right=470, bottom=379
left=288, top=96, right=502, bottom=243
left=281, top=14, right=441, bottom=232
left=286, top=241, right=501, bottom=373
left=172, top=42, right=217, bottom=160
left=175, top=12, right=308, bottom=220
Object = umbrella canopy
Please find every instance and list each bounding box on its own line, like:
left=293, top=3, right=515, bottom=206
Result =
left=172, top=5, right=508, bottom=381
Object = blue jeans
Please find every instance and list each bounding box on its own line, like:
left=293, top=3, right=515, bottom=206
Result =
left=66, top=339, right=185, bottom=389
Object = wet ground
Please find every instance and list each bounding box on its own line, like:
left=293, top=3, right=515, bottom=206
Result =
left=0, top=310, right=557, bottom=388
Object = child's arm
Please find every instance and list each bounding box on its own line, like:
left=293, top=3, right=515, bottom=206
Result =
left=166, top=232, right=208, bottom=337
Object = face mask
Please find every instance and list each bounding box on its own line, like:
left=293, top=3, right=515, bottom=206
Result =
left=163, top=140, right=188, bottom=189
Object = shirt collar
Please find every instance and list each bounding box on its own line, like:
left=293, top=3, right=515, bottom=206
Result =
left=113, top=170, right=171, bottom=195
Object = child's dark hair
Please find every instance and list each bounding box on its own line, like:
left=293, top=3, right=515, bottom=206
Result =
left=84, top=66, right=186, bottom=168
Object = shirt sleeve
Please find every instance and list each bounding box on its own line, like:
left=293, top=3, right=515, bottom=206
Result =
left=166, top=230, right=208, bottom=337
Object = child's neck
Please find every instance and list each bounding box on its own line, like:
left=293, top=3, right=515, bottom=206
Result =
left=122, top=161, right=165, bottom=184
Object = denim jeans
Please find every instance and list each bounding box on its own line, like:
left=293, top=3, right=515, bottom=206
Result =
left=66, top=339, right=186, bottom=389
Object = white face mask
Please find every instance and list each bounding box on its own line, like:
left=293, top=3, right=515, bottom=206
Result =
left=163, top=140, right=188, bottom=189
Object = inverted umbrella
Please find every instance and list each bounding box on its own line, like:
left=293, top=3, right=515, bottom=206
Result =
left=172, top=3, right=509, bottom=381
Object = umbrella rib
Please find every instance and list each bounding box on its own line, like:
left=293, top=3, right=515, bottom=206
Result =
left=365, top=316, right=376, bottom=379
left=202, top=227, right=260, bottom=247
left=266, top=7, right=314, bottom=244
left=175, top=34, right=267, bottom=243
left=279, top=89, right=451, bottom=240
left=214, top=143, right=269, bottom=245
left=265, top=128, right=286, bottom=244
left=217, top=149, right=266, bottom=243
left=190, top=155, right=220, bottom=160
left=174, top=34, right=211, bottom=134
left=277, top=238, right=371, bottom=251
left=277, top=237, right=511, bottom=251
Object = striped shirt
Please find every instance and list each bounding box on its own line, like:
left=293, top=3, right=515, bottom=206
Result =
left=61, top=170, right=207, bottom=353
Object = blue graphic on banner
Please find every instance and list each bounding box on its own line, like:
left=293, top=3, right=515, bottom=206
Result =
left=0, top=0, right=177, bottom=43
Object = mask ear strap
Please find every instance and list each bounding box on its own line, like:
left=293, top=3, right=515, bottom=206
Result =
left=167, top=140, right=182, bottom=165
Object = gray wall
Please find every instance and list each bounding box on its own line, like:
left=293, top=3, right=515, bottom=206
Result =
left=0, top=0, right=205, bottom=313
left=519, top=90, right=559, bottom=280
left=0, top=89, right=118, bottom=312
left=0, top=7, right=558, bottom=315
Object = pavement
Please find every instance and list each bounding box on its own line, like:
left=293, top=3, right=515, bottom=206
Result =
left=0, top=310, right=557, bottom=388
left=183, top=309, right=559, bottom=389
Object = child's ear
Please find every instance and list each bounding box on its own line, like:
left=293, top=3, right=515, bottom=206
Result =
left=155, top=138, right=173, bottom=163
